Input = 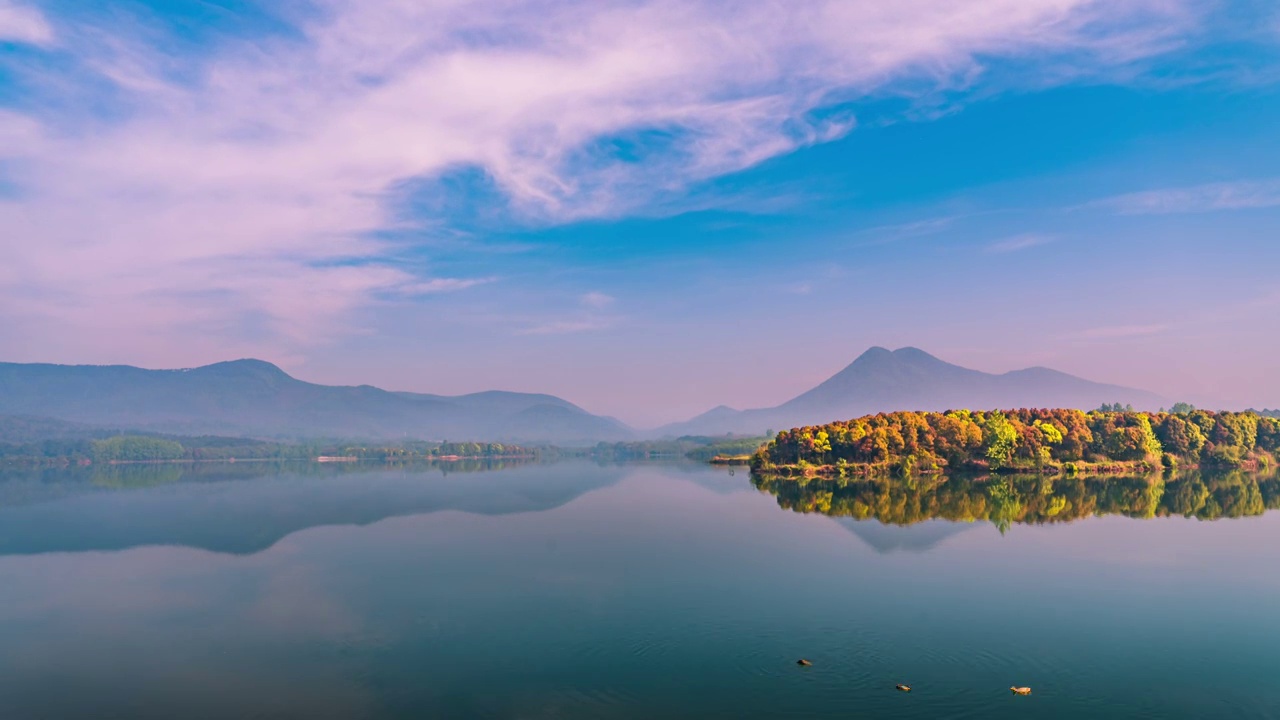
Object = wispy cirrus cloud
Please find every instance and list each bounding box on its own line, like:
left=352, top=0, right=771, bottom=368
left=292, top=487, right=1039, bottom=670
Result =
left=399, top=277, right=497, bottom=297
left=516, top=291, right=619, bottom=335
left=516, top=318, right=617, bottom=336
left=0, top=1, right=52, bottom=46
left=579, top=292, right=616, bottom=310
left=1090, top=178, right=1280, bottom=215
left=1077, top=324, right=1169, bottom=340
left=0, top=0, right=1212, bottom=362
left=856, top=215, right=960, bottom=246
left=985, top=233, right=1053, bottom=253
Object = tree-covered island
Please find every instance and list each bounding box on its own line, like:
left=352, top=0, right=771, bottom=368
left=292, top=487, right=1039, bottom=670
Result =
left=751, top=408, right=1280, bottom=477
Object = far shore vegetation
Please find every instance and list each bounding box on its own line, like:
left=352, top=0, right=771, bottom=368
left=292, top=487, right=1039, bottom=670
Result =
left=751, top=407, right=1280, bottom=478
left=585, top=436, right=770, bottom=464
left=4, top=405, right=1276, bottom=473
left=0, top=427, right=539, bottom=467
left=0, top=413, right=769, bottom=468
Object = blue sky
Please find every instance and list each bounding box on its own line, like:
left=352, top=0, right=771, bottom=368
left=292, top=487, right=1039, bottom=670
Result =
left=1, top=0, right=1278, bottom=425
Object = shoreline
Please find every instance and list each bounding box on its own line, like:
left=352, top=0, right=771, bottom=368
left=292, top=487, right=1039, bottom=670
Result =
left=751, top=459, right=1163, bottom=479
left=0, top=455, right=541, bottom=469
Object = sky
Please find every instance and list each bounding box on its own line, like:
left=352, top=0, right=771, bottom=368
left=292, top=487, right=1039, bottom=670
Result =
left=1, top=0, right=1278, bottom=427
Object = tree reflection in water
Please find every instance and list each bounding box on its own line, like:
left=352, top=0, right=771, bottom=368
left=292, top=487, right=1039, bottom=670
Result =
left=752, top=468, right=1280, bottom=531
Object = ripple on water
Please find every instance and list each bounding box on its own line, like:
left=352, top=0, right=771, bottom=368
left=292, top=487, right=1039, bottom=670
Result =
left=522, top=617, right=1240, bottom=719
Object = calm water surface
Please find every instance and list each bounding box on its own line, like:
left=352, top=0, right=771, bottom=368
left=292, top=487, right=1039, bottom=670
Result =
left=1, top=461, right=1278, bottom=719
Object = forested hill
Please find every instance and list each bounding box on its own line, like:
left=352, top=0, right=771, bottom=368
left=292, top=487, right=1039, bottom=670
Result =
left=751, top=408, right=1280, bottom=476
left=0, top=360, right=631, bottom=443
left=661, top=347, right=1164, bottom=436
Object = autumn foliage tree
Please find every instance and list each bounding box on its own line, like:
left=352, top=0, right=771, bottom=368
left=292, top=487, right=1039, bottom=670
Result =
left=751, top=409, right=1280, bottom=475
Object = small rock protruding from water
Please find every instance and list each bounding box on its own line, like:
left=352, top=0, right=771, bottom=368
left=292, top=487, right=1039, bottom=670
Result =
left=796, top=659, right=812, bottom=667
left=896, top=684, right=911, bottom=692
left=1010, top=686, right=1031, bottom=695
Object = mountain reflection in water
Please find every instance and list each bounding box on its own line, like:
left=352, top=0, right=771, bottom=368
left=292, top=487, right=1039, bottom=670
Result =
left=2, top=462, right=1280, bottom=719
left=0, top=460, right=626, bottom=556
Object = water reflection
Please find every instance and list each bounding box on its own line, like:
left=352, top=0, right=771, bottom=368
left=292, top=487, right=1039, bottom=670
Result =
left=1, top=456, right=538, bottom=494
left=0, top=460, right=625, bottom=556
left=752, top=468, right=1280, bottom=532
left=831, top=518, right=978, bottom=553
left=1, top=463, right=1279, bottom=719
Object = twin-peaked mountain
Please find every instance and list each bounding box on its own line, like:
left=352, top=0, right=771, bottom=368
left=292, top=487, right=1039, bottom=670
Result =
left=0, top=347, right=1164, bottom=442
left=658, top=346, right=1164, bottom=436
left=0, top=359, right=630, bottom=443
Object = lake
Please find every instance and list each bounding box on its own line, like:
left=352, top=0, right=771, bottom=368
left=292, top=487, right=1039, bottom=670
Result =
left=1, top=461, right=1278, bottom=719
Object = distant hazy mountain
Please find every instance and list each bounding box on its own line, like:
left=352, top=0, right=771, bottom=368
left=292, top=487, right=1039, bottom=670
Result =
left=0, top=359, right=631, bottom=443
left=660, top=346, right=1165, bottom=436
left=0, top=414, right=111, bottom=443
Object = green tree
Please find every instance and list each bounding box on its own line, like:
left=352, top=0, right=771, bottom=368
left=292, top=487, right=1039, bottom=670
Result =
left=983, top=412, right=1018, bottom=470
left=90, top=436, right=185, bottom=462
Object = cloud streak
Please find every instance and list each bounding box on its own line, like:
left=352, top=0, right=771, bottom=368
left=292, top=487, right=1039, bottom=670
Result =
left=516, top=291, right=620, bottom=335
left=1077, top=324, right=1169, bottom=340
left=517, top=319, right=617, bottom=336
left=0, top=1, right=52, bottom=46
left=400, top=277, right=497, bottom=296
left=579, top=292, right=615, bottom=310
left=1091, top=178, right=1280, bottom=215
left=985, top=233, right=1053, bottom=253
left=0, top=0, right=1209, bottom=362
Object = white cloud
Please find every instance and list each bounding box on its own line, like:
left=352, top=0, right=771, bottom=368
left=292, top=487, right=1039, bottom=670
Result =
left=0, top=1, right=53, bottom=46
left=400, top=277, right=497, bottom=296
left=856, top=215, right=961, bottom=246
left=1092, top=179, right=1280, bottom=215
left=579, top=291, right=615, bottom=309
left=985, top=233, right=1053, bottom=253
left=516, top=291, right=618, bottom=334
left=0, top=0, right=1207, bottom=361
left=1078, top=324, right=1169, bottom=339
left=517, top=319, right=616, bottom=336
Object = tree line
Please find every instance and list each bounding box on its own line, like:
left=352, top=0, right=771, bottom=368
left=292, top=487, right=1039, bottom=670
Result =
left=583, top=435, right=772, bottom=462
left=751, top=408, right=1280, bottom=476
left=0, top=434, right=537, bottom=465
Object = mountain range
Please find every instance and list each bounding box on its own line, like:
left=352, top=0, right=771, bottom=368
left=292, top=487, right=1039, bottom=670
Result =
left=0, top=359, right=629, bottom=443
left=0, top=347, right=1164, bottom=442
left=656, top=346, right=1165, bottom=436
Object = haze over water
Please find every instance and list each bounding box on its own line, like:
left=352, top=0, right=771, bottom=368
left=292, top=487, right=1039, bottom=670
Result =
left=1, top=461, right=1278, bottom=719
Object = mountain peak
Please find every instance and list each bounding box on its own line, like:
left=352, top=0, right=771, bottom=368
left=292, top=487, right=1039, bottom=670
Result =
left=851, top=345, right=940, bottom=359
left=190, top=359, right=291, bottom=379
left=0, top=359, right=632, bottom=442
left=847, top=346, right=943, bottom=370
left=771, top=345, right=1163, bottom=421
